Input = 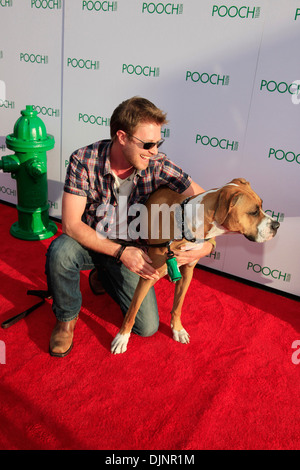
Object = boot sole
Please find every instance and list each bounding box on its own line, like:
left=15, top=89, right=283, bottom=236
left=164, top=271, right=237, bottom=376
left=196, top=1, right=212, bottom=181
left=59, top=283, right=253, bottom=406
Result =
left=49, top=342, right=73, bottom=358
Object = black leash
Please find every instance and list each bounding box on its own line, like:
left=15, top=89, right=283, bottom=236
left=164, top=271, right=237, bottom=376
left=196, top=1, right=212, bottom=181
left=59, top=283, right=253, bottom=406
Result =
left=1, top=290, right=52, bottom=329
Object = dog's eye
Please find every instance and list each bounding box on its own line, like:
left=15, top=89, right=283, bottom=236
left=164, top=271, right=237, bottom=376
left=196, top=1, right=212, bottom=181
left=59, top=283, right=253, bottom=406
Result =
left=249, top=209, right=260, bottom=217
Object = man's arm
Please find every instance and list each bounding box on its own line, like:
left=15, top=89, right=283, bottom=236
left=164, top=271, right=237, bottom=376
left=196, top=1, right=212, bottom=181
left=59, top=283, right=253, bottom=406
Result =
left=62, top=191, right=121, bottom=257
left=62, top=191, right=159, bottom=280
left=182, top=180, right=205, bottom=197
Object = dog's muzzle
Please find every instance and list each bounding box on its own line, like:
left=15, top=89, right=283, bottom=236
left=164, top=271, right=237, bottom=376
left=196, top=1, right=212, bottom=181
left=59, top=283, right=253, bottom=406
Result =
left=245, top=217, right=280, bottom=243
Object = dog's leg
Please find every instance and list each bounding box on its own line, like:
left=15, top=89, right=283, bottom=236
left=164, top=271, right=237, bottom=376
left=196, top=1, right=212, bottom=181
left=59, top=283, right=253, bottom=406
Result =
left=170, top=263, right=196, bottom=344
left=111, top=277, right=156, bottom=354
left=111, top=247, right=168, bottom=354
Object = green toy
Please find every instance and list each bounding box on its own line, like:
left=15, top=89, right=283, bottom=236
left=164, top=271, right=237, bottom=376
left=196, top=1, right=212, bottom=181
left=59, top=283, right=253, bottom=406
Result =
left=166, top=244, right=182, bottom=282
left=0, top=105, right=57, bottom=240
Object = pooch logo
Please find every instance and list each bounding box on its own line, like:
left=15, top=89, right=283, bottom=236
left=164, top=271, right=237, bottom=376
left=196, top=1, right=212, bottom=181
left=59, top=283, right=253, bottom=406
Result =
left=161, top=127, right=170, bottom=138
left=122, top=63, right=160, bottom=77
left=247, top=262, right=291, bottom=282
left=268, top=148, right=300, bottom=165
left=78, top=112, right=110, bottom=126
left=212, top=5, right=261, bottom=19
left=0, top=185, right=17, bottom=197
left=142, top=2, right=183, bottom=14
left=33, top=105, right=60, bottom=118
left=260, top=79, right=300, bottom=96
left=67, top=58, right=100, bottom=70
left=264, top=210, right=284, bottom=223
left=196, top=134, right=239, bottom=151
left=48, top=199, right=58, bottom=210
left=31, top=0, right=62, bottom=9
left=82, top=1, right=118, bottom=11
left=20, top=53, right=48, bottom=64
left=186, top=71, right=229, bottom=86
left=206, top=250, right=221, bottom=261
left=0, top=99, right=15, bottom=109
left=0, top=0, right=12, bottom=7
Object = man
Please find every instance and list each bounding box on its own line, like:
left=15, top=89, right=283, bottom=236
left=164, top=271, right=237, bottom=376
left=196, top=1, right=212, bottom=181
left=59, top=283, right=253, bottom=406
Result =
left=46, top=97, right=214, bottom=357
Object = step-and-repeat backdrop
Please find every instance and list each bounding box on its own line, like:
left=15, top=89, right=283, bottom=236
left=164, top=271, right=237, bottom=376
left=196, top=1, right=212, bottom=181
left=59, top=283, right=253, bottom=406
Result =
left=1, top=0, right=299, bottom=296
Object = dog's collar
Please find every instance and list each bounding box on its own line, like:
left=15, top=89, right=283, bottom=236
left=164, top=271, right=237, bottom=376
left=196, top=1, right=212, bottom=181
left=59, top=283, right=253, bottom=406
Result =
left=180, top=196, right=197, bottom=242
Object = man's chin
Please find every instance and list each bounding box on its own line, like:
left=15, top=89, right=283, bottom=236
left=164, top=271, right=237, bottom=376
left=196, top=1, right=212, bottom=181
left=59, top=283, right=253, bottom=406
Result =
left=137, top=156, right=150, bottom=169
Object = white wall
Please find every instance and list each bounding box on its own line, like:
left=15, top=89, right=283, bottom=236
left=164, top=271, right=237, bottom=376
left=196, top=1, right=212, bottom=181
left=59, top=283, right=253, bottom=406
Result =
left=1, top=0, right=299, bottom=296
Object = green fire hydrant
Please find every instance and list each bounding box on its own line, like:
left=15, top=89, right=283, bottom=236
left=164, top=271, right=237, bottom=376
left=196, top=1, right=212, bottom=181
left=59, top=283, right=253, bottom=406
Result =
left=0, top=105, right=57, bottom=240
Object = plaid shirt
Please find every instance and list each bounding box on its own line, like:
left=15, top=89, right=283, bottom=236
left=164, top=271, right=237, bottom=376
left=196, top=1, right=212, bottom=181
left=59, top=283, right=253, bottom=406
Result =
left=64, top=139, right=192, bottom=232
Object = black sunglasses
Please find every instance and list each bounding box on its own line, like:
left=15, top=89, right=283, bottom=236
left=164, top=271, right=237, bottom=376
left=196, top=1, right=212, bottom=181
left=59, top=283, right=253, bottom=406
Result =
left=127, top=133, right=165, bottom=150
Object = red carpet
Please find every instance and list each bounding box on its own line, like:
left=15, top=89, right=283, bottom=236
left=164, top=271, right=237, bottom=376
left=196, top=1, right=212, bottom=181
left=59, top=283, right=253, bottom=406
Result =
left=0, top=202, right=299, bottom=450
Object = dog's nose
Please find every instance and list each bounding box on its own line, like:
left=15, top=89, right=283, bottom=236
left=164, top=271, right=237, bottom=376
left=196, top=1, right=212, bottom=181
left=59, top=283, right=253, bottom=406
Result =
left=271, top=220, right=280, bottom=231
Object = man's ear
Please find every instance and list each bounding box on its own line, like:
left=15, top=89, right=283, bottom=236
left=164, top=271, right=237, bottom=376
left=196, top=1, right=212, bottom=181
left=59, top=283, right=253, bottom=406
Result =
left=116, top=130, right=127, bottom=145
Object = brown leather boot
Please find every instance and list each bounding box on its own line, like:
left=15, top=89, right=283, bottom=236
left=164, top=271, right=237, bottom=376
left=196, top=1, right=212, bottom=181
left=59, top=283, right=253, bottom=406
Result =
left=89, top=268, right=105, bottom=295
left=49, top=316, right=78, bottom=358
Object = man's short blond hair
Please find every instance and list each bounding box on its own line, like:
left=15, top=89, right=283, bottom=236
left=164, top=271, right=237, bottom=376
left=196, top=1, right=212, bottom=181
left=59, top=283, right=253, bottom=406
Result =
left=110, top=96, right=168, bottom=139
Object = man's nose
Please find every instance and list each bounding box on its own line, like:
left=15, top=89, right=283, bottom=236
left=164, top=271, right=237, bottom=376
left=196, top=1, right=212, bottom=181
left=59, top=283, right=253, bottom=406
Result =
left=149, top=144, right=159, bottom=156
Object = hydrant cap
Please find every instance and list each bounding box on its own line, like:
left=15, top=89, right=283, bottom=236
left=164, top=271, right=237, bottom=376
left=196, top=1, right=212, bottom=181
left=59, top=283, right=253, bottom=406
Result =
left=6, top=105, right=55, bottom=152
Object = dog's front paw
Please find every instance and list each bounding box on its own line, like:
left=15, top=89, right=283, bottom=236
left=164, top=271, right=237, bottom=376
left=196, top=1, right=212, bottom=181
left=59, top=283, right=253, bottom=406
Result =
left=111, top=332, right=131, bottom=354
left=172, top=328, right=190, bottom=344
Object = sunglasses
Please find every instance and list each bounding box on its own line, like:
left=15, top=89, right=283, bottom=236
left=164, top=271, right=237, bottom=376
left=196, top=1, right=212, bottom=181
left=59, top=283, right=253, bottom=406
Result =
left=127, top=133, right=165, bottom=150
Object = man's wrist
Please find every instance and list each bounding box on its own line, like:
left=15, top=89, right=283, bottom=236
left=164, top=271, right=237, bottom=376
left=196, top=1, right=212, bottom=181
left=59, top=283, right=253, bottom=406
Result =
left=115, top=245, right=126, bottom=263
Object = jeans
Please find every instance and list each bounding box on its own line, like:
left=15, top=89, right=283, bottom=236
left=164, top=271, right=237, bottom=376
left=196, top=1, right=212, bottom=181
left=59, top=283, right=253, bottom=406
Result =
left=45, top=234, right=159, bottom=337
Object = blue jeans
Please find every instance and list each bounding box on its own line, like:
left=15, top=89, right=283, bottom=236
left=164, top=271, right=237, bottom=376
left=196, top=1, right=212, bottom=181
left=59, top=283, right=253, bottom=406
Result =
left=45, top=234, right=159, bottom=337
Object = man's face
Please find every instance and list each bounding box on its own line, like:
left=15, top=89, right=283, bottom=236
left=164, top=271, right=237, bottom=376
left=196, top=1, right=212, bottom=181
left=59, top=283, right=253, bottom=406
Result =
left=121, top=122, right=162, bottom=170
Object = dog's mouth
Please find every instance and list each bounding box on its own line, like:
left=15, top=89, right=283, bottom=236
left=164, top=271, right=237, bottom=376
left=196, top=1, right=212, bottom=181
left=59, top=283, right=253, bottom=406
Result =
left=244, top=218, right=280, bottom=243
left=244, top=234, right=256, bottom=242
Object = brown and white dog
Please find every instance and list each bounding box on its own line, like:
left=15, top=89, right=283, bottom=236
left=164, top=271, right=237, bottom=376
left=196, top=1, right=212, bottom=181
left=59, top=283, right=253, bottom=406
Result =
left=111, top=178, right=280, bottom=354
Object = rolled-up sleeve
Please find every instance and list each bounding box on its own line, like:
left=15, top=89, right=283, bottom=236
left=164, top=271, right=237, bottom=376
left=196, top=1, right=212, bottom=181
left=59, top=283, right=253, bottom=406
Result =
left=64, top=153, right=89, bottom=196
left=159, top=157, right=192, bottom=193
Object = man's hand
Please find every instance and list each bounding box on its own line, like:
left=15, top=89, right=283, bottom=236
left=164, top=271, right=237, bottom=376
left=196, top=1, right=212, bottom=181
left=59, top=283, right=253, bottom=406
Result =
left=173, top=241, right=214, bottom=266
left=120, top=246, right=160, bottom=280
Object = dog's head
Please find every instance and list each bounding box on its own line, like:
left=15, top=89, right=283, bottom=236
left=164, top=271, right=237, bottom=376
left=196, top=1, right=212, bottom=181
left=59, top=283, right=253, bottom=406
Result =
left=214, top=178, right=280, bottom=243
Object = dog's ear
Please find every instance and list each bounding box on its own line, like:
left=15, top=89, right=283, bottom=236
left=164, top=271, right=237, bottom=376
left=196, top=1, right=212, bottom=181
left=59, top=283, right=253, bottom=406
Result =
left=214, top=189, right=243, bottom=225
left=229, top=177, right=250, bottom=187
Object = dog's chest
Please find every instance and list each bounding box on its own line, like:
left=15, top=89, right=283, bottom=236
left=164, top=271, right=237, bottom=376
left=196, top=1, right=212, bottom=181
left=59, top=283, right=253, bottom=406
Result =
left=205, top=222, right=228, bottom=239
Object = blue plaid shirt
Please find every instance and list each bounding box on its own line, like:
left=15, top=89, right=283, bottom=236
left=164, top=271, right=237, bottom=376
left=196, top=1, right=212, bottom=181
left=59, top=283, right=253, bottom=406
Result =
left=64, top=139, right=192, bottom=230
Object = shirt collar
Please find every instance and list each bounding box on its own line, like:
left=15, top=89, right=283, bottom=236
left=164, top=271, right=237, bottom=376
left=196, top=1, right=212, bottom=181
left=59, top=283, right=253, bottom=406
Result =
left=103, top=141, right=113, bottom=177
